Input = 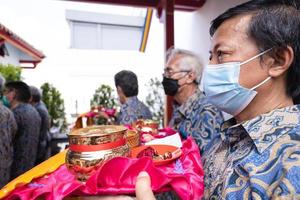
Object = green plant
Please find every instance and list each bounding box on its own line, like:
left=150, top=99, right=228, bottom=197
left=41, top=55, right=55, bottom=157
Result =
left=90, top=84, right=117, bottom=125
left=0, top=64, right=22, bottom=81
left=145, top=77, right=164, bottom=127
left=41, top=82, right=67, bottom=133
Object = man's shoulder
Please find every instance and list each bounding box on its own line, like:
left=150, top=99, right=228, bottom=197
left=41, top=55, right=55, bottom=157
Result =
left=0, top=104, right=13, bottom=118
left=35, top=104, right=49, bottom=116
left=15, top=103, right=41, bottom=119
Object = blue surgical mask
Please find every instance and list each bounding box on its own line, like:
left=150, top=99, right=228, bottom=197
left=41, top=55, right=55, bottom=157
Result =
left=1, top=95, right=11, bottom=108
left=202, top=49, right=271, bottom=116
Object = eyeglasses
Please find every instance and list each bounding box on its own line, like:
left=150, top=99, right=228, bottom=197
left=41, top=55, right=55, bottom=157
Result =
left=163, top=69, right=191, bottom=78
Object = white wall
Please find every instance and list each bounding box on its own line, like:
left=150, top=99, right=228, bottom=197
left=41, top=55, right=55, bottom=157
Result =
left=174, top=0, right=248, bottom=64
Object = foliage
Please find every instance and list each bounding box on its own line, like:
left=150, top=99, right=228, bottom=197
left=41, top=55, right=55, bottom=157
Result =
left=90, top=84, right=117, bottom=125
left=145, top=77, right=164, bottom=127
left=0, top=64, right=22, bottom=82
left=41, top=82, right=67, bottom=133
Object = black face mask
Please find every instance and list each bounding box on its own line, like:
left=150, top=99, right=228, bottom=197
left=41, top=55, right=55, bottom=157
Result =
left=162, top=77, right=179, bottom=96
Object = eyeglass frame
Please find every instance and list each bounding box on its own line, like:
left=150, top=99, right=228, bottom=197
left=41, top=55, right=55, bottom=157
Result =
left=162, top=69, right=191, bottom=78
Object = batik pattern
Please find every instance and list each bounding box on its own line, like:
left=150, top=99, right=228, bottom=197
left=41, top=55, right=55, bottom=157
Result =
left=203, top=105, right=300, bottom=199
left=34, top=102, right=50, bottom=164
left=0, top=104, right=17, bottom=187
left=11, top=103, right=41, bottom=179
left=117, top=96, right=152, bottom=125
left=169, top=89, right=224, bottom=154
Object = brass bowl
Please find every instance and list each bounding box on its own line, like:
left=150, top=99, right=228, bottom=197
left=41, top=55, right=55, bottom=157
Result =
left=66, top=125, right=130, bottom=181
left=126, top=129, right=140, bottom=149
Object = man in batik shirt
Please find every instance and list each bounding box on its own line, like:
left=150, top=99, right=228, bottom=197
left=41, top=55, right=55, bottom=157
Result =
left=114, top=70, right=152, bottom=125
left=4, top=81, right=41, bottom=179
left=30, top=86, right=51, bottom=164
left=0, top=104, right=17, bottom=187
left=201, top=0, right=300, bottom=199
left=162, top=48, right=224, bottom=154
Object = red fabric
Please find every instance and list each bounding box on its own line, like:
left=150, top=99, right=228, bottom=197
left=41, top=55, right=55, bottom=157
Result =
left=5, top=137, right=204, bottom=200
left=103, top=108, right=116, bottom=117
left=85, top=108, right=116, bottom=118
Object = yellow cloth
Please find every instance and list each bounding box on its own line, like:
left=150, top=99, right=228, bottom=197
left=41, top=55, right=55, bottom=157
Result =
left=0, top=150, right=67, bottom=199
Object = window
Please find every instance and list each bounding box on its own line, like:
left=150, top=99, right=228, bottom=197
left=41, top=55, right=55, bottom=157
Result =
left=66, top=10, right=145, bottom=50
left=72, top=22, right=98, bottom=49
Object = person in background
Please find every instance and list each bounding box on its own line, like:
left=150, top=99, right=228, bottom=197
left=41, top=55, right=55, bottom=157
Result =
left=162, top=48, right=224, bottom=155
left=0, top=74, right=17, bottom=187
left=30, top=86, right=51, bottom=164
left=0, top=74, right=9, bottom=107
left=99, top=70, right=152, bottom=125
left=4, top=81, right=41, bottom=179
left=114, top=70, right=152, bottom=125
left=0, top=74, right=4, bottom=97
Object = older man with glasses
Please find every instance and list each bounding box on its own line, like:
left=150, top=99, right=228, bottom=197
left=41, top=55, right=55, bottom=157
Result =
left=162, top=48, right=224, bottom=155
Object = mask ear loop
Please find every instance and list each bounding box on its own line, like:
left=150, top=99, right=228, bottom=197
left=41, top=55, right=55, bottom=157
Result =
left=250, top=77, right=271, bottom=90
left=243, top=48, right=273, bottom=90
left=240, top=48, right=272, bottom=66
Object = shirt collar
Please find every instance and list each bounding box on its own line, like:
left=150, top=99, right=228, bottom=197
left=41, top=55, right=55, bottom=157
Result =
left=120, top=96, right=138, bottom=110
left=221, top=105, right=300, bottom=154
left=123, top=96, right=138, bottom=106
left=177, top=89, right=204, bottom=118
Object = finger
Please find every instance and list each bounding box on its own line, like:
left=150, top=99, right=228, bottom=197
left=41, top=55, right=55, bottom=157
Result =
left=135, top=171, right=156, bottom=200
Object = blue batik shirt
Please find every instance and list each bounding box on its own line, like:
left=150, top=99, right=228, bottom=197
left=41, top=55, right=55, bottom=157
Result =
left=169, top=89, right=224, bottom=154
left=11, top=103, right=41, bottom=179
left=117, top=96, right=152, bottom=125
left=0, top=104, right=17, bottom=187
left=203, top=105, right=300, bottom=199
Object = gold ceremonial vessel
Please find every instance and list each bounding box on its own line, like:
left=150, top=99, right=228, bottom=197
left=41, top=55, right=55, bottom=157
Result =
left=66, top=125, right=130, bottom=181
left=134, top=119, right=159, bottom=134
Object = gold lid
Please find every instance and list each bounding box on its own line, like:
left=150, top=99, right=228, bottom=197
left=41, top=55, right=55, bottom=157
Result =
left=68, top=125, right=127, bottom=137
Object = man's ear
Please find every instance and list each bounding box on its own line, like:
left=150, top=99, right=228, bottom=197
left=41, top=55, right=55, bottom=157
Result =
left=186, top=71, right=197, bottom=84
left=116, top=86, right=122, bottom=94
left=116, top=86, right=125, bottom=98
left=268, top=46, right=294, bottom=77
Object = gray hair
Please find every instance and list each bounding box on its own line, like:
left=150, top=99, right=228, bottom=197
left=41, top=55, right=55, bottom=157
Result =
left=0, top=74, right=5, bottom=89
left=166, top=48, right=203, bottom=83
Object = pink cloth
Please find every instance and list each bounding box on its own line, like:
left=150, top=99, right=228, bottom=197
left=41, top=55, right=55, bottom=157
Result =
left=85, top=108, right=116, bottom=118
left=5, top=137, right=204, bottom=200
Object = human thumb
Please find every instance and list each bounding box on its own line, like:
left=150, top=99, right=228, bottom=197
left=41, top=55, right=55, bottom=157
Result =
left=135, top=171, right=156, bottom=200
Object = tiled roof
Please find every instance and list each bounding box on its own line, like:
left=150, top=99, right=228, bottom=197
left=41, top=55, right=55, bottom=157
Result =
left=0, top=22, right=45, bottom=61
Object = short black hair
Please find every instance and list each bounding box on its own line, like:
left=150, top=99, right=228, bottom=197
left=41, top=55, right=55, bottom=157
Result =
left=210, top=0, right=300, bottom=104
left=30, top=86, right=41, bottom=102
left=5, top=81, right=31, bottom=103
left=114, top=70, right=138, bottom=97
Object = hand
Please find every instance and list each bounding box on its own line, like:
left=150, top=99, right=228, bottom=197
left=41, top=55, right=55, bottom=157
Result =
left=135, top=171, right=156, bottom=200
